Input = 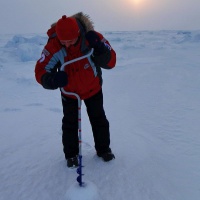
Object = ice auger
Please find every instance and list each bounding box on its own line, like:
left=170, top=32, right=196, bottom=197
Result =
left=60, top=49, right=94, bottom=186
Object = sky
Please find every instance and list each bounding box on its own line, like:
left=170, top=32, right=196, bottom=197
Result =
left=0, top=0, right=200, bottom=34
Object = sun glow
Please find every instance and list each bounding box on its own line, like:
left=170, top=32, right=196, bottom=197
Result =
left=129, top=0, right=144, bottom=6
left=133, top=0, right=141, bottom=4
left=127, top=0, right=147, bottom=12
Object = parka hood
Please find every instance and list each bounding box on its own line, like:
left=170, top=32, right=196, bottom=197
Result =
left=71, top=12, right=94, bottom=33
left=51, top=12, right=94, bottom=33
left=47, top=12, right=95, bottom=55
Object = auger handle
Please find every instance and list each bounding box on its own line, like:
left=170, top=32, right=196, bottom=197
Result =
left=60, top=48, right=94, bottom=71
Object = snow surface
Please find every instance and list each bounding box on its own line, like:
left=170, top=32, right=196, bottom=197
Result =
left=0, top=30, right=200, bottom=200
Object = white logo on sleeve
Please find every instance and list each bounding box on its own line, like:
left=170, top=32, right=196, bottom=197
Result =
left=104, top=43, right=112, bottom=50
left=39, top=53, right=45, bottom=63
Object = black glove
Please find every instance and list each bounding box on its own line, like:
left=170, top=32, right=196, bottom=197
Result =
left=53, top=71, right=68, bottom=88
left=85, top=31, right=111, bottom=67
left=85, top=31, right=105, bottom=55
left=41, top=71, right=68, bottom=89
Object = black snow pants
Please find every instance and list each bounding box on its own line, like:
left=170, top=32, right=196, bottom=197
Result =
left=61, top=89, right=111, bottom=159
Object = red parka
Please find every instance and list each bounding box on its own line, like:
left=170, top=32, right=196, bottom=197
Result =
left=35, top=12, right=116, bottom=100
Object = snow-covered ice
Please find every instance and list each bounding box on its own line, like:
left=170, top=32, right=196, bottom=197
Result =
left=0, top=30, right=200, bottom=200
left=64, top=180, right=101, bottom=200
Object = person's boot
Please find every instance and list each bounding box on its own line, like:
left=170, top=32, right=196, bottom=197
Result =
left=67, top=156, right=78, bottom=168
left=98, top=151, right=115, bottom=162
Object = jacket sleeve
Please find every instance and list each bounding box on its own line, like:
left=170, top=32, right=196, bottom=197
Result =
left=34, top=39, right=62, bottom=89
left=87, top=31, right=116, bottom=69
left=101, top=35, right=116, bottom=69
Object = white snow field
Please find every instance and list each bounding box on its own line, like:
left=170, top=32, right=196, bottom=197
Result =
left=0, top=30, right=200, bottom=200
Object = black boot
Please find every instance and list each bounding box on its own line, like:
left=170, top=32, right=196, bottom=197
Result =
left=98, top=152, right=115, bottom=162
left=67, top=156, right=79, bottom=168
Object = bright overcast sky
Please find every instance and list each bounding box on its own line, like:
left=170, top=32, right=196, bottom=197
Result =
left=1, top=0, right=200, bottom=34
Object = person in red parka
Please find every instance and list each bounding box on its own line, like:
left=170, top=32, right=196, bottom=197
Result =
left=35, top=12, right=116, bottom=168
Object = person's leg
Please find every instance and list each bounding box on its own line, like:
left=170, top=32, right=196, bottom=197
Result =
left=84, top=90, right=112, bottom=157
left=61, top=95, right=79, bottom=161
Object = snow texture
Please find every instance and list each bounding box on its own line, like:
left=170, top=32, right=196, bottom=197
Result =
left=0, top=30, right=200, bottom=200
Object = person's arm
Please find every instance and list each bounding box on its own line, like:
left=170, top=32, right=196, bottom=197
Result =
left=85, top=31, right=116, bottom=69
left=35, top=41, right=68, bottom=89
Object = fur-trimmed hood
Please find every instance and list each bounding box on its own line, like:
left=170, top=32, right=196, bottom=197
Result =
left=71, top=12, right=94, bottom=32
left=51, top=12, right=94, bottom=33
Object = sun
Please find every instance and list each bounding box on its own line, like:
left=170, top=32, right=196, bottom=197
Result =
left=126, top=0, right=146, bottom=13
left=133, top=0, right=141, bottom=4
left=127, top=0, right=146, bottom=11
left=129, top=0, right=144, bottom=6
